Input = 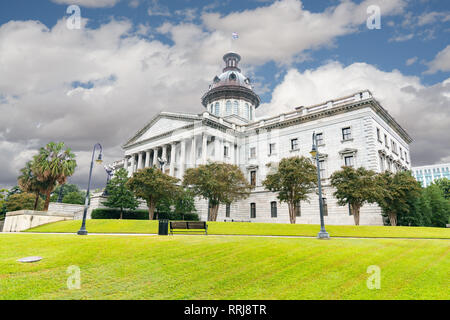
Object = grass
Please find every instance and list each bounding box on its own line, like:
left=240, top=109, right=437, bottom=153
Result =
left=0, top=233, right=448, bottom=299
left=25, top=219, right=450, bottom=239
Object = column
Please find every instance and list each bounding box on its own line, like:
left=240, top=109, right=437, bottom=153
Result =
left=123, top=156, right=128, bottom=171
left=180, top=139, right=186, bottom=179
left=191, top=136, right=196, bottom=168
left=130, top=154, right=136, bottom=174
left=137, top=152, right=143, bottom=170
left=202, top=133, right=207, bottom=164
left=153, top=148, right=159, bottom=167
left=215, top=136, right=222, bottom=162
left=162, top=145, right=167, bottom=171
left=144, top=150, right=150, bottom=167
left=170, top=142, right=176, bottom=176
left=230, top=141, right=235, bottom=165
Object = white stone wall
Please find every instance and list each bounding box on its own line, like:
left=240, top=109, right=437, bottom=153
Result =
left=2, top=210, right=74, bottom=232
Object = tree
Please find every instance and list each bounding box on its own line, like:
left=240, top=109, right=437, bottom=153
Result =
left=6, top=192, right=44, bottom=212
left=102, top=168, right=139, bottom=219
left=183, top=162, right=251, bottom=221
left=376, top=171, right=422, bottom=226
left=433, top=178, right=450, bottom=200
left=50, top=183, right=81, bottom=202
left=330, top=166, right=379, bottom=225
left=62, top=191, right=85, bottom=205
left=18, top=160, right=48, bottom=210
left=422, top=184, right=450, bottom=227
left=0, top=188, right=8, bottom=216
left=127, top=167, right=180, bottom=220
left=262, top=156, right=317, bottom=224
left=32, top=142, right=77, bottom=211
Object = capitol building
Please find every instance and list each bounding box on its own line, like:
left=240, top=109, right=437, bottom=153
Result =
left=111, top=52, right=413, bottom=225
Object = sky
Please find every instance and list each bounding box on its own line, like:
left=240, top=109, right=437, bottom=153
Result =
left=0, top=0, right=449, bottom=190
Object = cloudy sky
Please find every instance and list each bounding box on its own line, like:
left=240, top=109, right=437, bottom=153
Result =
left=0, top=0, right=449, bottom=189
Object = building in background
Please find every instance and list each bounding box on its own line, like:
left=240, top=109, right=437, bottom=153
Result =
left=110, top=52, right=413, bottom=225
left=412, top=163, right=450, bottom=187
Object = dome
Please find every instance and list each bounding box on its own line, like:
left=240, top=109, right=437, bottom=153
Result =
left=201, top=52, right=260, bottom=108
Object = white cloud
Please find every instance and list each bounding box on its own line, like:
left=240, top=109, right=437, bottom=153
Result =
left=389, top=33, right=414, bottom=42
left=417, top=11, right=450, bottom=26
left=258, top=62, right=450, bottom=166
left=425, top=45, right=450, bottom=74
left=147, top=0, right=171, bottom=16
left=406, top=56, right=418, bottom=66
left=51, top=0, right=120, bottom=8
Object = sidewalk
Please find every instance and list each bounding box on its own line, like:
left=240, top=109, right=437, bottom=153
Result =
left=2, top=231, right=449, bottom=240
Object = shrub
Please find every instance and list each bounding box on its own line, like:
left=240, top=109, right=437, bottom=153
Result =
left=6, top=193, right=44, bottom=212
left=91, top=208, right=199, bottom=221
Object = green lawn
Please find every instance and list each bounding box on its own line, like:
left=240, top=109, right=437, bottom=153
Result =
left=25, top=219, right=450, bottom=239
left=0, top=233, right=448, bottom=299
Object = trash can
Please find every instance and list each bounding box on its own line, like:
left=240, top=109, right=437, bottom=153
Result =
left=158, top=219, right=169, bottom=235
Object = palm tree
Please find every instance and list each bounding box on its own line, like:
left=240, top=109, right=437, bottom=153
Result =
left=32, top=142, right=77, bottom=211
left=18, top=160, right=46, bottom=210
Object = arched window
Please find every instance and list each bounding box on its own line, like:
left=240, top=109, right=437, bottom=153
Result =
left=229, top=73, right=237, bottom=81
left=214, top=102, right=220, bottom=116
left=245, top=103, right=250, bottom=119
left=226, top=100, right=232, bottom=115
left=210, top=104, right=213, bottom=113
left=233, top=100, right=239, bottom=115
left=249, top=106, right=253, bottom=120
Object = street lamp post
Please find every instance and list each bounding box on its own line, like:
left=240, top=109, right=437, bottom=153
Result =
left=77, top=143, right=103, bottom=236
left=310, top=132, right=330, bottom=239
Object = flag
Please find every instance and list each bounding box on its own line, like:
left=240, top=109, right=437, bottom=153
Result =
left=232, top=32, right=239, bottom=40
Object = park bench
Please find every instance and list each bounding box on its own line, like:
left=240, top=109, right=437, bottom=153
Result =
left=169, top=221, right=208, bottom=235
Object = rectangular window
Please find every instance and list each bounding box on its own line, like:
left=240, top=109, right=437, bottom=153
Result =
left=384, top=134, right=388, bottom=148
left=226, top=203, right=230, bottom=218
left=295, top=201, right=301, bottom=217
left=322, top=198, right=328, bottom=216
left=379, top=155, right=385, bottom=172
left=250, top=170, right=256, bottom=187
left=316, top=133, right=324, bottom=145
left=250, top=147, right=256, bottom=159
left=269, top=143, right=276, bottom=155
left=400, top=147, right=403, bottom=159
left=224, top=146, right=229, bottom=157
left=250, top=203, right=256, bottom=218
left=377, top=128, right=381, bottom=142
left=342, top=127, right=352, bottom=140
left=344, top=155, right=354, bottom=167
left=291, top=138, right=298, bottom=150
left=271, top=201, right=277, bottom=218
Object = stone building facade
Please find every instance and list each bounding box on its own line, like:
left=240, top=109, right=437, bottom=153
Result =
left=110, top=52, right=412, bottom=225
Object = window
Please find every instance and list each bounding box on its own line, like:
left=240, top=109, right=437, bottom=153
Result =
left=250, top=170, right=256, bottom=186
left=319, top=160, right=326, bottom=178
left=226, top=204, right=230, bottom=218
left=249, top=107, right=253, bottom=120
left=377, top=128, right=381, bottom=142
left=322, top=198, right=328, bottom=216
left=214, top=102, right=220, bottom=116
left=405, top=152, right=408, bottom=163
left=391, top=140, right=397, bottom=154
left=291, top=138, right=298, bottom=150
left=379, top=155, right=385, bottom=172
left=250, top=203, right=256, bottom=218
left=400, top=147, right=403, bottom=159
left=245, top=103, right=250, bottom=119
left=316, top=133, right=324, bottom=145
left=233, top=100, right=239, bottom=115
left=224, top=145, right=229, bottom=157
left=271, top=201, right=277, bottom=218
left=295, top=201, right=301, bottom=217
left=384, top=134, right=388, bottom=148
left=342, top=127, right=352, bottom=140
left=250, top=147, right=256, bottom=158
left=344, top=155, right=354, bottom=167
left=269, top=143, right=276, bottom=155
left=226, top=100, right=232, bottom=115
left=229, top=73, right=237, bottom=81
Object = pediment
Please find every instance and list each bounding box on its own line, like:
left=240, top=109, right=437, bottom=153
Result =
left=124, top=112, right=200, bottom=147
